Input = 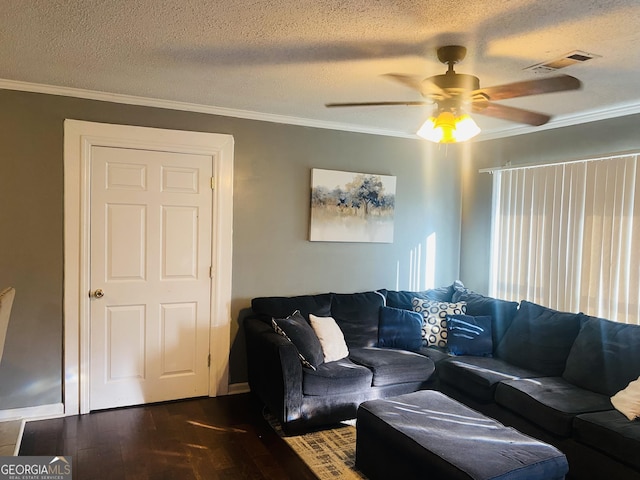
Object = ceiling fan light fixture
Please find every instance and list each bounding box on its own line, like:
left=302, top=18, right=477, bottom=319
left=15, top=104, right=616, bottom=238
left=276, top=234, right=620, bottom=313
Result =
left=453, top=113, right=481, bottom=141
left=417, top=110, right=480, bottom=143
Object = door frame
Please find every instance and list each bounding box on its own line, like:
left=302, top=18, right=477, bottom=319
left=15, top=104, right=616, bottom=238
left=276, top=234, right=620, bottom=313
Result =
left=63, top=120, right=234, bottom=415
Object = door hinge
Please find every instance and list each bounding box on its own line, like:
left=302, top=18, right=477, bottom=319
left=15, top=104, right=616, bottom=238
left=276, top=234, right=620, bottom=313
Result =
left=207, top=354, right=211, bottom=367
left=210, top=176, right=215, bottom=190
left=209, top=266, right=214, bottom=278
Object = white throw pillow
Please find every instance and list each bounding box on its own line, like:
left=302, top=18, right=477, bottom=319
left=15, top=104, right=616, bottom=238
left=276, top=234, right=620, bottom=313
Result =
left=611, top=376, right=640, bottom=421
left=309, top=314, right=349, bottom=362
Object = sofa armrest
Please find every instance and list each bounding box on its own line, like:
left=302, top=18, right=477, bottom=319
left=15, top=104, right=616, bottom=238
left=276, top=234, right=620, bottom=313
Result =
left=244, top=316, right=303, bottom=425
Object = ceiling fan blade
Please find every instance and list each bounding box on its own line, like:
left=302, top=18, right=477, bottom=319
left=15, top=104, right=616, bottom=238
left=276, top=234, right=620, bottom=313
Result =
left=472, top=101, right=551, bottom=126
left=473, top=75, right=581, bottom=101
left=383, top=74, right=425, bottom=93
left=383, top=74, right=450, bottom=99
left=325, top=101, right=428, bottom=107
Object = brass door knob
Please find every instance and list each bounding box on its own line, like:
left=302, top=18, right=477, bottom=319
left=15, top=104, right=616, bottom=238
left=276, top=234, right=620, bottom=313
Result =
left=92, top=289, right=105, bottom=299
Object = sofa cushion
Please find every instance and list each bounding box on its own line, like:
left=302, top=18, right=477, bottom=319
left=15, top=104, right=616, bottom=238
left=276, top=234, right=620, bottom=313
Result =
left=563, top=315, right=640, bottom=396
left=378, top=306, right=423, bottom=351
left=412, top=299, right=466, bottom=348
left=252, top=293, right=332, bottom=321
left=446, top=314, right=493, bottom=357
left=272, top=310, right=324, bottom=370
left=416, top=346, right=450, bottom=364
left=495, top=377, right=614, bottom=437
left=349, top=347, right=435, bottom=387
left=302, top=358, right=373, bottom=396
left=330, top=291, right=385, bottom=348
left=438, top=356, right=542, bottom=403
left=611, top=376, right=640, bottom=420
left=451, top=287, right=519, bottom=348
left=496, top=301, right=582, bottom=376
left=308, top=314, right=349, bottom=363
left=574, top=410, right=640, bottom=471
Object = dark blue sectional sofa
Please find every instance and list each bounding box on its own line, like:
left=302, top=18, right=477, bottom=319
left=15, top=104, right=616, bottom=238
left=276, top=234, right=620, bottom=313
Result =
left=244, top=283, right=640, bottom=479
left=244, top=290, right=441, bottom=433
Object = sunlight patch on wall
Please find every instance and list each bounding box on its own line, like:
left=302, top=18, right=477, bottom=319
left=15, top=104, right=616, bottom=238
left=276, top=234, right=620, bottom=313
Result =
left=409, top=243, right=422, bottom=291
left=398, top=233, right=437, bottom=291
left=425, top=233, right=436, bottom=290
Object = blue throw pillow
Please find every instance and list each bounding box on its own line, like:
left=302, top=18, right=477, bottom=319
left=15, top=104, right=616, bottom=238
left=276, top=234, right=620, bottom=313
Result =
left=378, top=306, right=423, bottom=351
left=446, top=314, right=493, bottom=356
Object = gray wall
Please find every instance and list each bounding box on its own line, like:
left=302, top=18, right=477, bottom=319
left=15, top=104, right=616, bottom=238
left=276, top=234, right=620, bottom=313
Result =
left=460, top=113, right=640, bottom=295
left=0, top=89, right=463, bottom=410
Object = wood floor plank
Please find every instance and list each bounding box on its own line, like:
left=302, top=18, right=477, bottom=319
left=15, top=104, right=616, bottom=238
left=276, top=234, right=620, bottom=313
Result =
left=19, top=394, right=316, bottom=480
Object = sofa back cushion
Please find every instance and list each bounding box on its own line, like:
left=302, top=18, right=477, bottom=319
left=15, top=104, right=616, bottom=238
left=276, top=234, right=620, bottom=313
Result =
left=563, top=315, right=640, bottom=396
left=330, top=291, right=385, bottom=348
left=496, top=300, right=582, bottom=376
left=384, top=283, right=457, bottom=310
left=451, top=288, right=519, bottom=348
left=251, top=294, right=332, bottom=321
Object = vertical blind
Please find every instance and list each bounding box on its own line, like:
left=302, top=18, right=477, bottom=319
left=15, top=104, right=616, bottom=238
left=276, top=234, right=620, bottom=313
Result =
left=490, top=153, right=640, bottom=324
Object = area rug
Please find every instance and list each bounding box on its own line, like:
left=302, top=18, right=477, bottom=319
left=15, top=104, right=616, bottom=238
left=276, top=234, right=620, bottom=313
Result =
left=0, top=419, right=25, bottom=456
left=265, top=413, right=367, bottom=479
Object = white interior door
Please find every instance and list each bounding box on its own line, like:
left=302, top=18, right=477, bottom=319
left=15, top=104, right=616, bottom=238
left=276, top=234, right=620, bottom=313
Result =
left=89, top=146, right=213, bottom=410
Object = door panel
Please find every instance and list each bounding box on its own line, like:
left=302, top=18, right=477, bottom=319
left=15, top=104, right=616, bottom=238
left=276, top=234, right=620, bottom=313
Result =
left=90, top=146, right=212, bottom=411
left=107, top=204, right=146, bottom=280
left=162, top=206, right=198, bottom=278
left=106, top=305, right=146, bottom=380
left=160, top=302, right=197, bottom=376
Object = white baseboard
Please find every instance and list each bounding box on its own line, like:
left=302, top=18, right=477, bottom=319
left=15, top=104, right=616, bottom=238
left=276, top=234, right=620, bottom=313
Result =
left=0, top=403, right=64, bottom=422
left=13, top=419, right=26, bottom=456
left=0, top=386, right=249, bottom=425
left=227, top=382, right=250, bottom=395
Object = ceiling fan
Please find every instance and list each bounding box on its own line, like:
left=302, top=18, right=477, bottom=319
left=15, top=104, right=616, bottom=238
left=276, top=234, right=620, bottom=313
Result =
left=326, top=45, right=582, bottom=142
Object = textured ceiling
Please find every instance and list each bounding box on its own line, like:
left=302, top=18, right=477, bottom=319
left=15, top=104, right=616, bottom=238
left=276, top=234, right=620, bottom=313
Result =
left=2, top=0, right=640, bottom=140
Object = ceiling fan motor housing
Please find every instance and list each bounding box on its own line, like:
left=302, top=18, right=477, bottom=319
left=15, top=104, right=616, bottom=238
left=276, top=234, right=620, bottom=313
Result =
left=430, top=72, right=480, bottom=93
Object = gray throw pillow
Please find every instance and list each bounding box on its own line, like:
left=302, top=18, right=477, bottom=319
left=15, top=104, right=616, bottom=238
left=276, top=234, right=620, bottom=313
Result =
left=272, top=310, right=324, bottom=370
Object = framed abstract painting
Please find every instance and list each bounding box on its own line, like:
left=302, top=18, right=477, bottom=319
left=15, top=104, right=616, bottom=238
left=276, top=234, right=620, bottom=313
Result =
left=309, top=168, right=396, bottom=243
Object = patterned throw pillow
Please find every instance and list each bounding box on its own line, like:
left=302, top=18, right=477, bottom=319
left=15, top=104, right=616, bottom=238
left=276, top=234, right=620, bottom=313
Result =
left=412, top=298, right=467, bottom=347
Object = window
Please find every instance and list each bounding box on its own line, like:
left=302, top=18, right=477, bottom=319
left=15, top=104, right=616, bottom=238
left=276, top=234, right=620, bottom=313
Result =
left=489, top=153, right=640, bottom=324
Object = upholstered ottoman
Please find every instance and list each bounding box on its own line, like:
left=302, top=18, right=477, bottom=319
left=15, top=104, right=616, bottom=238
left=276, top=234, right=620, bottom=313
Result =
left=356, top=390, right=569, bottom=480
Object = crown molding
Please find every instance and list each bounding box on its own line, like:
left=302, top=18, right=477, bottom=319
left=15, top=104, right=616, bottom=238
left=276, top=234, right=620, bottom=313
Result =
left=475, top=101, right=640, bottom=142
left=0, top=78, right=415, bottom=139
left=2, top=77, right=639, bottom=142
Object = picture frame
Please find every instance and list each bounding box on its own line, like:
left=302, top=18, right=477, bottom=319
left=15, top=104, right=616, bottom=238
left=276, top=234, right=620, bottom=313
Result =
left=309, top=168, right=396, bottom=243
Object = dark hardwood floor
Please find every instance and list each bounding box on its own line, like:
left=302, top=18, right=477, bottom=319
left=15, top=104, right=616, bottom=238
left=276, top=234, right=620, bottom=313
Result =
left=19, top=393, right=317, bottom=480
